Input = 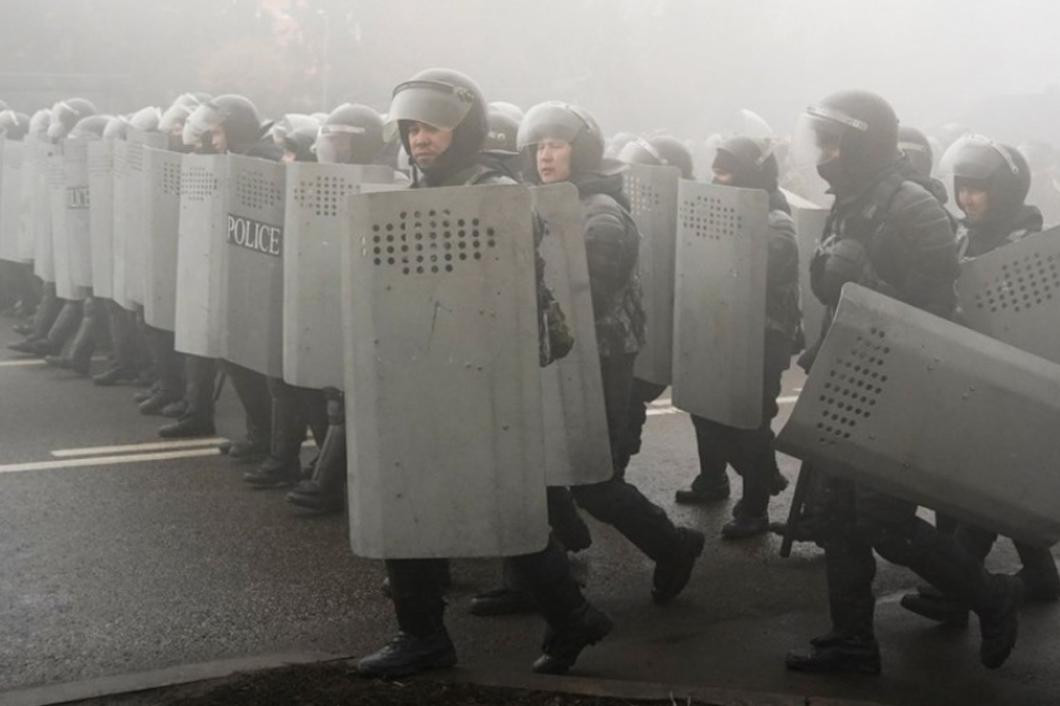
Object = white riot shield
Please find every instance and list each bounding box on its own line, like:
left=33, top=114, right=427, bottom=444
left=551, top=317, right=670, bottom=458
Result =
left=0, top=140, right=24, bottom=263
left=672, top=180, right=768, bottom=429
left=87, top=141, right=114, bottom=298
left=122, top=138, right=148, bottom=305
left=223, top=154, right=285, bottom=377
left=174, top=154, right=228, bottom=358
left=788, top=194, right=829, bottom=346
left=31, top=139, right=56, bottom=283
left=16, top=139, right=36, bottom=263
left=532, top=183, right=613, bottom=486
left=142, top=147, right=183, bottom=331
left=111, top=140, right=133, bottom=308
left=623, top=163, right=680, bottom=386
left=956, top=228, right=1060, bottom=365
left=342, top=185, right=548, bottom=559
left=47, top=152, right=82, bottom=300
left=282, top=162, right=398, bottom=389
left=63, top=139, right=93, bottom=290
left=776, top=284, right=1060, bottom=546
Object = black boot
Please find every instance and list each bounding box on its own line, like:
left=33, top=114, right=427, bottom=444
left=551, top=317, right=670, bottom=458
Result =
left=1015, top=543, right=1060, bottom=602
left=246, top=379, right=306, bottom=487
left=139, top=390, right=183, bottom=416
left=158, top=414, right=216, bottom=439
left=722, top=512, right=770, bottom=540
left=356, top=630, right=457, bottom=678
left=531, top=603, right=613, bottom=675
left=93, top=364, right=140, bottom=386
left=547, top=486, right=591, bottom=552
left=66, top=297, right=100, bottom=376
left=977, top=575, right=1023, bottom=669
left=652, top=527, right=705, bottom=604
left=899, top=585, right=970, bottom=627
left=286, top=422, right=346, bottom=513
left=785, top=635, right=881, bottom=674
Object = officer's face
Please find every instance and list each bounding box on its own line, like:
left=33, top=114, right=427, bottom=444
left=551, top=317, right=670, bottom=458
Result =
left=536, top=139, right=572, bottom=184
left=210, top=125, right=228, bottom=154
left=712, top=167, right=735, bottom=186
left=281, top=150, right=297, bottom=163
left=407, top=122, right=453, bottom=168
left=958, top=186, right=990, bottom=223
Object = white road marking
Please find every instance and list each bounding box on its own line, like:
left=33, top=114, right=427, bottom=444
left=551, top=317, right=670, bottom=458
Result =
left=0, top=359, right=46, bottom=367
left=0, top=448, right=221, bottom=474
left=648, top=395, right=800, bottom=417
left=51, top=438, right=229, bottom=458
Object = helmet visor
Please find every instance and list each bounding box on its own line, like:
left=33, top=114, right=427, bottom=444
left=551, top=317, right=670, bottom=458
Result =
left=182, top=103, right=225, bottom=146
left=516, top=103, right=586, bottom=150
left=383, top=80, right=475, bottom=142
left=48, top=101, right=79, bottom=140
left=791, top=111, right=850, bottom=170
left=314, top=124, right=367, bottom=164
left=938, top=134, right=1017, bottom=182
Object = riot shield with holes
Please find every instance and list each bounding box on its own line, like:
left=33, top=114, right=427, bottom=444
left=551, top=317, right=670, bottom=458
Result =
left=623, top=163, right=680, bottom=386
left=0, top=140, right=24, bottom=263
left=63, top=138, right=93, bottom=290
left=341, top=185, right=548, bottom=559
left=48, top=151, right=83, bottom=300
left=174, top=153, right=228, bottom=358
left=956, top=228, right=1060, bottom=365
left=142, top=147, right=183, bottom=331
left=776, top=283, right=1060, bottom=545
left=120, top=134, right=156, bottom=306
left=87, top=141, right=114, bottom=298
left=787, top=192, right=829, bottom=346
left=532, top=183, right=613, bottom=486
left=282, top=162, right=398, bottom=389
left=222, top=154, right=285, bottom=376
left=31, top=138, right=56, bottom=283
left=671, top=180, right=768, bottom=429
left=110, top=140, right=133, bottom=308
left=16, top=139, right=36, bottom=263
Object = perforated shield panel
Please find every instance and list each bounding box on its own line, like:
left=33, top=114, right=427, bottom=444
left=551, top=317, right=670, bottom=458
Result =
left=623, top=163, right=680, bottom=386
left=110, top=140, right=133, bottom=308
left=532, top=184, right=613, bottom=486
left=87, top=141, right=114, bottom=298
left=776, top=284, right=1060, bottom=545
left=672, top=181, right=768, bottom=429
left=62, top=139, right=92, bottom=290
left=221, top=154, right=285, bottom=376
left=956, top=228, right=1060, bottom=365
left=142, top=147, right=183, bottom=330
left=47, top=152, right=84, bottom=300
left=282, top=162, right=398, bottom=389
left=341, top=185, right=548, bottom=559
left=0, top=141, right=24, bottom=263
left=122, top=138, right=147, bottom=305
left=30, top=138, right=56, bottom=283
left=174, top=153, right=228, bottom=358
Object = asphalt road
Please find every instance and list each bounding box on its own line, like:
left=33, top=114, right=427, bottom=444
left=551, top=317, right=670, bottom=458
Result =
left=0, top=319, right=1057, bottom=706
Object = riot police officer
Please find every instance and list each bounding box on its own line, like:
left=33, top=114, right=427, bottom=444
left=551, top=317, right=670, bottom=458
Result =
left=285, top=103, right=389, bottom=513
left=356, top=69, right=611, bottom=679
left=0, top=111, right=37, bottom=325
left=675, top=135, right=799, bottom=538
left=160, top=95, right=278, bottom=462
left=901, top=136, right=1060, bottom=625
left=784, top=90, right=1023, bottom=674
left=517, top=102, right=706, bottom=603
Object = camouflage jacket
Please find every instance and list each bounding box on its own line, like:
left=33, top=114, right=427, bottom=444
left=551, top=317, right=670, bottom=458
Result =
left=572, top=171, right=646, bottom=358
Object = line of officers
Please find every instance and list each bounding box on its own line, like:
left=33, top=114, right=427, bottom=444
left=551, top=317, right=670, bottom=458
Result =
left=0, top=68, right=1056, bottom=680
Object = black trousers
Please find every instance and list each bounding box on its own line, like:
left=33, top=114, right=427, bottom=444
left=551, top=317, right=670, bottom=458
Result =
left=956, top=523, right=1058, bottom=592
left=266, top=376, right=328, bottom=466
left=385, top=537, right=585, bottom=636
left=624, top=378, right=667, bottom=469
left=689, top=330, right=791, bottom=516
left=221, top=360, right=272, bottom=449
left=571, top=353, right=682, bottom=563
left=106, top=300, right=142, bottom=372
left=144, top=326, right=183, bottom=398
left=822, top=477, right=1000, bottom=639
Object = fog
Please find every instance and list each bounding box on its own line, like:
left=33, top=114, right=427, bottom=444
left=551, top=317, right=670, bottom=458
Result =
left=2, top=0, right=1059, bottom=143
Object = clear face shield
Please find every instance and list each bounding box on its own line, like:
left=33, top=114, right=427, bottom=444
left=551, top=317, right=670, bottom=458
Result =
left=515, top=103, right=585, bottom=152
left=182, top=103, right=225, bottom=147
left=159, top=104, right=192, bottom=136
left=937, top=134, right=1018, bottom=213
left=0, top=110, right=16, bottom=139
left=383, top=80, right=475, bottom=143
left=313, top=124, right=367, bottom=164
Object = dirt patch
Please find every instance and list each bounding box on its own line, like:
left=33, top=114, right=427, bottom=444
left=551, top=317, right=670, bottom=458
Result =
left=75, top=662, right=716, bottom=706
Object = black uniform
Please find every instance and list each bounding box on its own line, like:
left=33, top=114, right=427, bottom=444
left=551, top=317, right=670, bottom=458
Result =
left=786, top=91, right=1022, bottom=675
